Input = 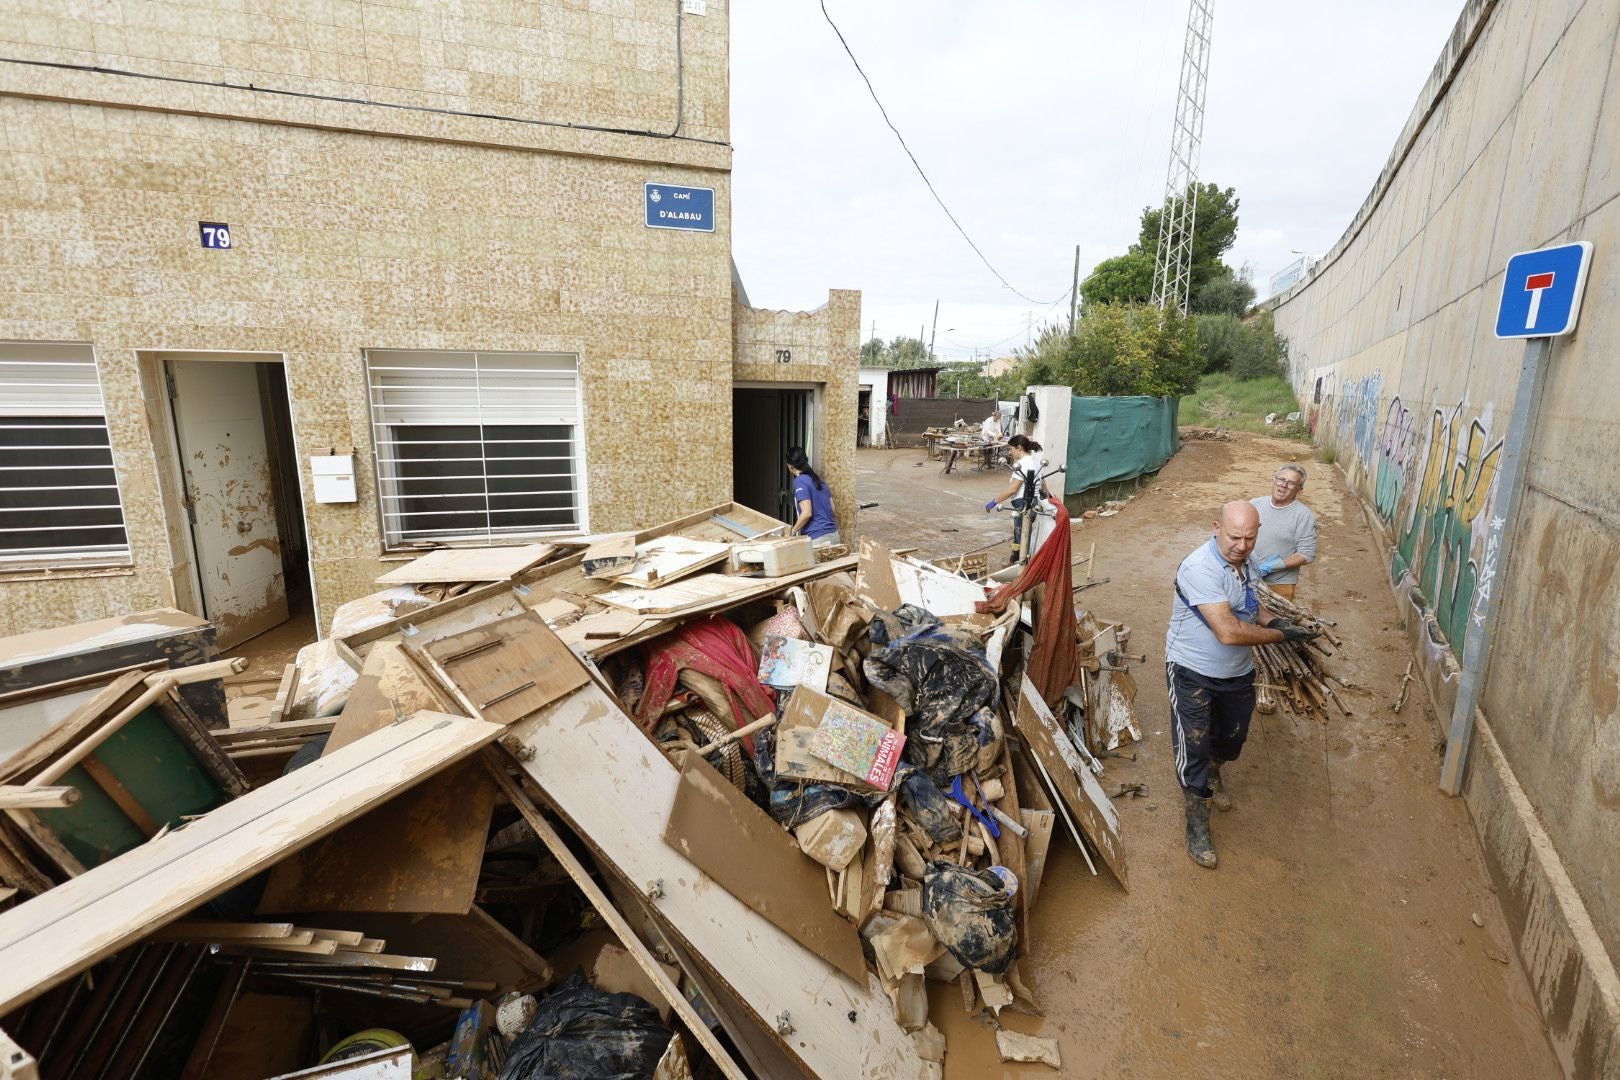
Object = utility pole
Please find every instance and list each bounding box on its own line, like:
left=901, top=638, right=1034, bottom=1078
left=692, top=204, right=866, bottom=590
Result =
left=1070, top=244, right=1081, bottom=334
left=1151, top=0, right=1215, bottom=315
left=927, top=300, right=940, bottom=365
left=1025, top=311, right=1034, bottom=349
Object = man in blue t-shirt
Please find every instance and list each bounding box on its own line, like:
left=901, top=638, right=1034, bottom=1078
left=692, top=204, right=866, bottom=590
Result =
left=1166, top=501, right=1318, bottom=868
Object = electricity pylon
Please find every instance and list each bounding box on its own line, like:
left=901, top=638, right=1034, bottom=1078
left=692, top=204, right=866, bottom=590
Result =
left=1151, top=0, right=1214, bottom=315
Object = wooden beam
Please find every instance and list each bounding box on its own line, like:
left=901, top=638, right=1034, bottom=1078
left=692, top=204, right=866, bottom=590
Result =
left=482, top=753, right=750, bottom=1080
left=0, top=711, right=502, bottom=1014
left=503, top=684, right=929, bottom=1079
left=0, top=785, right=78, bottom=810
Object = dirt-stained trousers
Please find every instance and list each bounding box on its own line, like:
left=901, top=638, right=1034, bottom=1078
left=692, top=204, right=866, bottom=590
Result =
left=1166, top=661, right=1256, bottom=797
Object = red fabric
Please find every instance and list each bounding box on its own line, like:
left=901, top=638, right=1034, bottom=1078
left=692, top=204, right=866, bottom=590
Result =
left=975, top=497, right=1077, bottom=709
left=637, top=615, right=776, bottom=749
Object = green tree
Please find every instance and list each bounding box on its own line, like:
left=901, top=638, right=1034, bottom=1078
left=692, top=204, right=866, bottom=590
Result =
left=1067, top=304, right=1202, bottom=398
left=859, top=335, right=930, bottom=368
left=1192, top=265, right=1256, bottom=316
left=1228, top=310, right=1290, bottom=380
left=1079, top=252, right=1154, bottom=307
left=1132, top=182, right=1241, bottom=295
left=1196, top=313, right=1242, bottom=373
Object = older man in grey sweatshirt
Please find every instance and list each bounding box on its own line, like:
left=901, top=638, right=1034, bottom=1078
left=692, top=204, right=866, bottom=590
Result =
left=1249, top=463, right=1318, bottom=600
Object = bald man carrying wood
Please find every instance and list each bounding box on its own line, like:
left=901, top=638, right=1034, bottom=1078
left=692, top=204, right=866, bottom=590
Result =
left=1166, top=501, right=1319, bottom=869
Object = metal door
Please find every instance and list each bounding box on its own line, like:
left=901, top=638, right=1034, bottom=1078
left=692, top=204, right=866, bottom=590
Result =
left=168, top=359, right=288, bottom=649
left=776, top=389, right=812, bottom=523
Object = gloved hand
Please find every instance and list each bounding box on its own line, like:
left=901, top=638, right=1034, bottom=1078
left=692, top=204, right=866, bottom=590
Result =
left=1277, top=623, right=1318, bottom=643
left=1267, top=616, right=1295, bottom=631
left=1255, top=555, right=1286, bottom=577
left=985, top=499, right=998, bottom=513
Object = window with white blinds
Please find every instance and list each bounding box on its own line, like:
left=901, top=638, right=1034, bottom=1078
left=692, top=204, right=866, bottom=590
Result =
left=365, top=350, right=582, bottom=548
left=0, top=343, right=131, bottom=564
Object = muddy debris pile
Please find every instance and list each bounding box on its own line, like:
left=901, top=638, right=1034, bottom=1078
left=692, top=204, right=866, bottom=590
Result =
left=0, top=501, right=1144, bottom=1079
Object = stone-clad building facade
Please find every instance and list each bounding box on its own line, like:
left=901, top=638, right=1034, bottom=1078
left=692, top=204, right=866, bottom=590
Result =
left=0, top=0, right=859, bottom=643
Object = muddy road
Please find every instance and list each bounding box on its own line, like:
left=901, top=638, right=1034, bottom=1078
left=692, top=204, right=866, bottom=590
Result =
left=855, top=436, right=1559, bottom=1078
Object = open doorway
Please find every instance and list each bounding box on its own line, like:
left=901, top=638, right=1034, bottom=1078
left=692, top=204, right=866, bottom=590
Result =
left=732, top=386, right=815, bottom=525
left=157, top=353, right=312, bottom=653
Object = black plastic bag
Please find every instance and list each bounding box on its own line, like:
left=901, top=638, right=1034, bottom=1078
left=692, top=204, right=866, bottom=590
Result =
left=864, top=623, right=999, bottom=783
left=922, top=861, right=1017, bottom=974
left=499, top=970, right=669, bottom=1079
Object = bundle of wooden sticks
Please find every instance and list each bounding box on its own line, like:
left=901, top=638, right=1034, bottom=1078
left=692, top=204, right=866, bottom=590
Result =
left=1253, top=583, right=1352, bottom=721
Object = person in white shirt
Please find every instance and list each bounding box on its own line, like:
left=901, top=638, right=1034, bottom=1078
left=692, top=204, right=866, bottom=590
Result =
left=985, top=435, right=1051, bottom=564
left=1249, top=463, right=1318, bottom=600
left=980, top=409, right=1003, bottom=441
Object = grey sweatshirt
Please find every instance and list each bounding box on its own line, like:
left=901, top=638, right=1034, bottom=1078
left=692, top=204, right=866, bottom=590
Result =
left=1250, top=496, right=1318, bottom=585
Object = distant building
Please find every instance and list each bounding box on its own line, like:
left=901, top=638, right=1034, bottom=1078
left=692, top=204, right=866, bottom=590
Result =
left=980, top=355, right=1020, bottom=378
left=1268, top=254, right=1320, bottom=298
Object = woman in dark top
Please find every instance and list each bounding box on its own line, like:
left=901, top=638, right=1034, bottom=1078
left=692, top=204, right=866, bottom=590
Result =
left=785, top=446, right=840, bottom=545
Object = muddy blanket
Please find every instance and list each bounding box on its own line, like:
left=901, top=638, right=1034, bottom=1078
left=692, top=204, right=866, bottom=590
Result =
left=864, top=613, right=999, bottom=783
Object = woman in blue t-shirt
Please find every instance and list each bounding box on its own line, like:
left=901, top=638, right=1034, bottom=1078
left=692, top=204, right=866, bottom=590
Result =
left=785, top=446, right=840, bottom=545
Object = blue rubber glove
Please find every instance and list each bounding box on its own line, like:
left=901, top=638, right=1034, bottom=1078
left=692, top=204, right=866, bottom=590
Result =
left=1255, top=555, right=1285, bottom=577
left=985, top=499, right=998, bottom=513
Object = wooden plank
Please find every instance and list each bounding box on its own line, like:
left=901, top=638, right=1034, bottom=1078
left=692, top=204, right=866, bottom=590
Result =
left=606, top=537, right=731, bottom=589
left=595, top=574, right=755, bottom=615
left=506, top=681, right=930, bottom=1080
left=664, top=754, right=867, bottom=983
left=0, top=785, right=78, bottom=810
left=374, top=544, right=556, bottom=586
left=292, top=907, right=549, bottom=991
left=583, top=555, right=859, bottom=660
left=257, top=761, right=496, bottom=916
left=856, top=538, right=903, bottom=612
left=0, top=711, right=502, bottom=1014
left=321, top=643, right=450, bottom=756
left=269, top=664, right=299, bottom=725
left=306, top=928, right=367, bottom=946
left=148, top=921, right=300, bottom=943
left=0, top=671, right=148, bottom=784
left=1012, top=675, right=1126, bottom=888
left=483, top=756, right=749, bottom=1080
left=229, top=949, right=437, bottom=973
left=340, top=503, right=743, bottom=652
left=3, top=806, right=86, bottom=878
left=77, top=755, right=160, bottom=837
left=0, top=819, right=53, bottom=896
left=241, top=937, right=340, bottom=955
left=416, top=611, right=589, bottom=725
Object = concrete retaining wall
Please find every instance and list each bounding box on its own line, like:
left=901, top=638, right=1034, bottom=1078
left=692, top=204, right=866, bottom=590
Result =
left=1271, top=0, right=1620, bottom=1073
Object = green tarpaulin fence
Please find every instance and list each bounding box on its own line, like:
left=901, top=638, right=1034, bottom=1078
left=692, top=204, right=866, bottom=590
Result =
left=1064, top=395, right=1180, bottom=495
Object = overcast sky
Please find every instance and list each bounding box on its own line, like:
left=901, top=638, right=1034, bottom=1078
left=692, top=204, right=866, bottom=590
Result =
left=728, top=1, right=1462, bottom=362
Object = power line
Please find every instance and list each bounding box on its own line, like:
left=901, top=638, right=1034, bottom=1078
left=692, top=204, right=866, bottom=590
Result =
left=818, top=1, right=1063, bottom=307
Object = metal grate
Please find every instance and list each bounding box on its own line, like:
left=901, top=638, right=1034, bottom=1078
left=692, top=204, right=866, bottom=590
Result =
left=0, top=343, right=130, bottom=563
left=365, top=350, right=582, bottom=548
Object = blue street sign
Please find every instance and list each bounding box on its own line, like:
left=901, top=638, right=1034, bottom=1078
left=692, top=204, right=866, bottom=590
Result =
left=644, top=183, right=715, bottom=232
left=1495, top=241, right=1593, bottom=338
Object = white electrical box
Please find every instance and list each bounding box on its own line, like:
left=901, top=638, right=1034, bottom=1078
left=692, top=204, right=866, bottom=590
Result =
left=310, top=454, right=357, bottom=503
left=682, top=0, right=706, bottom=14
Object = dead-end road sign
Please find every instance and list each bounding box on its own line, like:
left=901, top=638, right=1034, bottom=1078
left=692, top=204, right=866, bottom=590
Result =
left=1444, top=238, right=1595, bottom=795
left=1494, top=240, right=1593, bottom=338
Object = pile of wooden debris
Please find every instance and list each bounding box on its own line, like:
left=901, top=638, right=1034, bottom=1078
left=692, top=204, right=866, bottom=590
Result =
left=0, top=502, right=1142, bottom=1079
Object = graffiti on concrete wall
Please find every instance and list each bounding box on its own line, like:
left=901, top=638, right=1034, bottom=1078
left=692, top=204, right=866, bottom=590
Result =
left=1375, top=396, right=1417, bottom=521
left=1391, top=403, right=1503, bottom=652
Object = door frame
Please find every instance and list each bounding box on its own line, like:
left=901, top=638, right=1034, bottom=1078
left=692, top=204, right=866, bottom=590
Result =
left=140, top=349, right=318, bottom=637
left=731, top=380, right=824, bottom=468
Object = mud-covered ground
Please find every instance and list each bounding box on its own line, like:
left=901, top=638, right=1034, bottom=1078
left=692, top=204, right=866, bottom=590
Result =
left=855, top=436, right=1559, bottom=1078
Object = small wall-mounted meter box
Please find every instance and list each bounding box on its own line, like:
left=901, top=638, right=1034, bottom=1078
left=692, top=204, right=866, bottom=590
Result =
left=310, top=454, right=357, bottom=503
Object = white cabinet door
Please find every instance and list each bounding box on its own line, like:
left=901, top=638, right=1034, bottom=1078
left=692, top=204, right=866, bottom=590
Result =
left=170, top=359, right=288, bottom=649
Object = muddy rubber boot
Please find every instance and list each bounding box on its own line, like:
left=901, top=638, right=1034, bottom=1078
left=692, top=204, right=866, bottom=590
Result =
left=1209, top=762, right=1233, bottom=812
left=1184, top=788, right=1217, bottom=869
